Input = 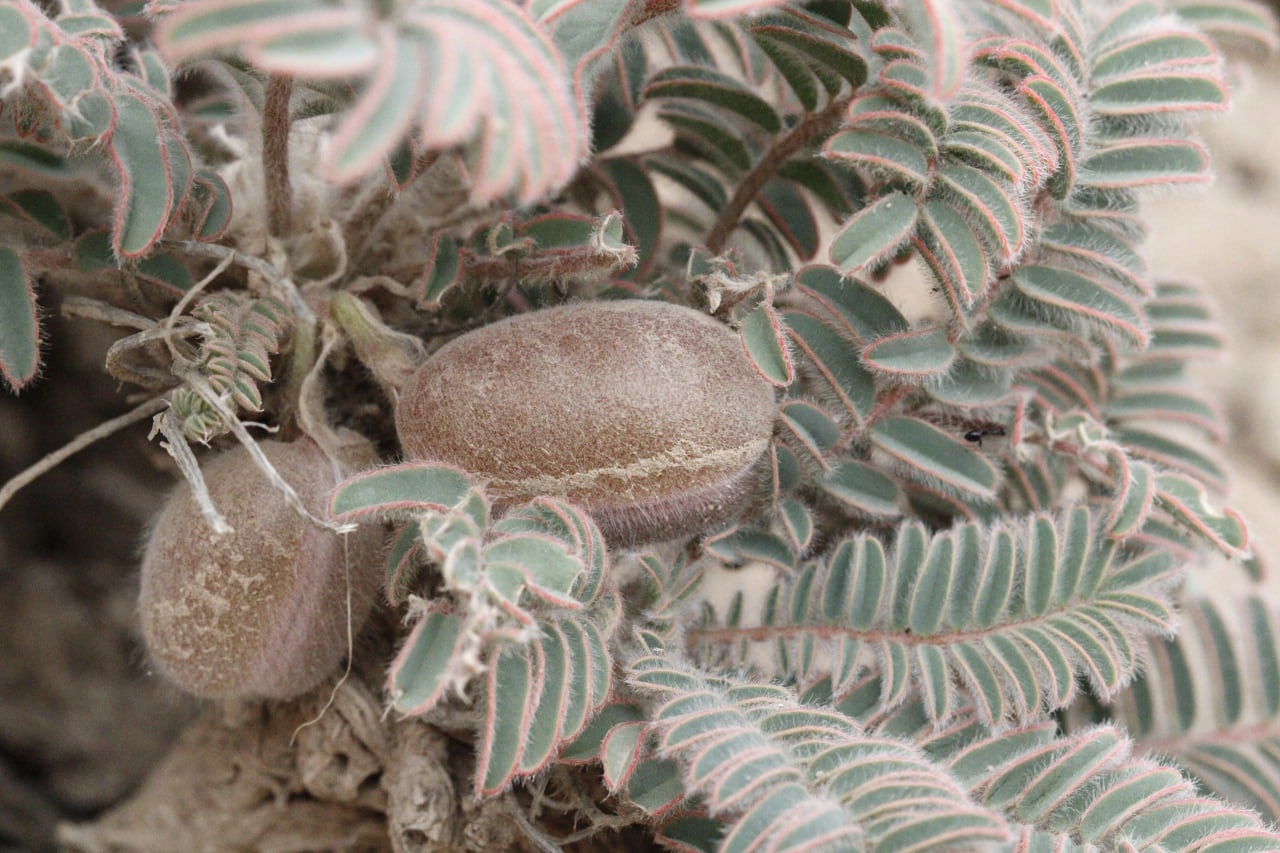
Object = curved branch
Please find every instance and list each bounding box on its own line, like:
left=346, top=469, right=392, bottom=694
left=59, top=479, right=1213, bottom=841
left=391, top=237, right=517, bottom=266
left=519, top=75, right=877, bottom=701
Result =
left=705, top=93, right=851, bottom=255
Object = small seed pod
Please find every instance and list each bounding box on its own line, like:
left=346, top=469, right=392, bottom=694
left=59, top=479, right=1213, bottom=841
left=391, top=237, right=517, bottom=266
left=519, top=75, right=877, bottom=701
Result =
left=139, top=439, right=382, bottom=699
left=395, top=300, right=777, bottom=545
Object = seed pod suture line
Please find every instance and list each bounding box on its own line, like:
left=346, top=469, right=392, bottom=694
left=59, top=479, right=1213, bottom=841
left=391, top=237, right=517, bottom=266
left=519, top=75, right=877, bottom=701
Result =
left=395, top=300, right=778, bottom=546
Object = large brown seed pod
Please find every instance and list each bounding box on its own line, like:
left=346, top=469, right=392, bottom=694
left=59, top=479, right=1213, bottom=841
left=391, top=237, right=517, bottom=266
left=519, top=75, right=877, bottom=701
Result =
left=139, top=439, right=382, bottom=699
left=395, top=300, right=777, bottom=545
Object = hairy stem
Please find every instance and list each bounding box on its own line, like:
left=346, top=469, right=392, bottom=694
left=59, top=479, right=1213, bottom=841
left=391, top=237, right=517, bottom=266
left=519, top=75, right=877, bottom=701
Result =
left=263, top=75, right=294, bottom=238
left=705, top=94, right=851, bottom=255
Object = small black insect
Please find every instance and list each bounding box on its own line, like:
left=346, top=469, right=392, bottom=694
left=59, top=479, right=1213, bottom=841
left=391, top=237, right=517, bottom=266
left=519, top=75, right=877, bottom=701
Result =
left=964, top=424, right=1007, bottom=447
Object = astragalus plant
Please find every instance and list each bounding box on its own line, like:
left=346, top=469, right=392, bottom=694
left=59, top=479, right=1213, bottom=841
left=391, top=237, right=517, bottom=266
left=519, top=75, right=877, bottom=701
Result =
left=3, top=0, right=1280, bottom=850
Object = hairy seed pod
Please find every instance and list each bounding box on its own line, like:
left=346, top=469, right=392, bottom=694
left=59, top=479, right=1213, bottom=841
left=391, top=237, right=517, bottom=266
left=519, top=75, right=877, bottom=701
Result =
left=139, top=439, right=382, bottom=699
left=395, top=300, right=776, bottom=545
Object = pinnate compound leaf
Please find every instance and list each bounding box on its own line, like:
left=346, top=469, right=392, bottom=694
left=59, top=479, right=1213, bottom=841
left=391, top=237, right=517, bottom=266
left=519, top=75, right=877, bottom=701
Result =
left=629, top=658, right=1007, bottom=851
left=828, top=191, right=918, bottom=274
left=937, top=720, right=1280, bottom=849
left=0, top=248, right=40, bottom=393
left=191, top=293, right=290, bottom=415
left=330, top=461, right=475, bottom=521
left=1105, top=595, right=1280, bottom=822
left=708, top=506, right=1178, bottom=724
left=385, top=1, right=585, bottom=203
left=156, top=0, right=585, bottom=204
